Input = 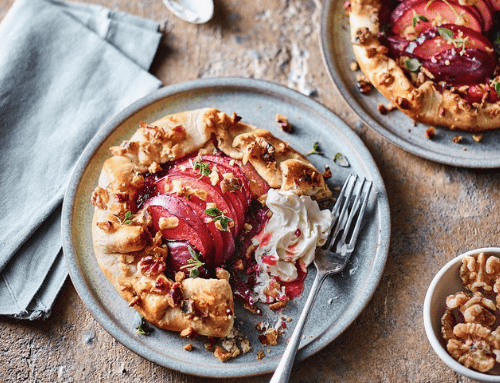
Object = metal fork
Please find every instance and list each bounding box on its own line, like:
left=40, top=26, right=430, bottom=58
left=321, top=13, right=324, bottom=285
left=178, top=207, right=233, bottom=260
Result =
left=269, top=174, right=373, bottom=383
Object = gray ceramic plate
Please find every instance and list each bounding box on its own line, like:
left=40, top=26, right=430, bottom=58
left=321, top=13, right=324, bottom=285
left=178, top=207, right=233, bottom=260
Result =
left=320, top=0, right=500, bottom=168
left=61, top=78, right=390, bottom=378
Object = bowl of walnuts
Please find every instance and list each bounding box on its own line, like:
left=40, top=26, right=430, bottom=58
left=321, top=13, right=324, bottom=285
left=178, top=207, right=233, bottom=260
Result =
left=424, top=247, right=500, bottom=382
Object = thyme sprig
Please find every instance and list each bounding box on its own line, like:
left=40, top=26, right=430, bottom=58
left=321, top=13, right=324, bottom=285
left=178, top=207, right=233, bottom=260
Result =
left=115, top=210, right=133, bottom=226
left=303, top=142, right=323, bottom=156
left=412, top=11, right=428, bottom=28
left=180, top=246, right=205, bottom=278
left=438, top=27, right=469, bottom=55
left=404, top=58, right=422, bottom=72
left=205, top=207, right=233, bottom=231
left=193, top=160, right=211, bottom=177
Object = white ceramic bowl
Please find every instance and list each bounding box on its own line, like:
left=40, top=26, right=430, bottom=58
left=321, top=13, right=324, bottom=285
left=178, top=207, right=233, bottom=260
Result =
left=424, top=247, right=500, bottom=383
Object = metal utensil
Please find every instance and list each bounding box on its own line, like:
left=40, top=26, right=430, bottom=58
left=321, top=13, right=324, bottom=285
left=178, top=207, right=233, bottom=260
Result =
left=270, top=174, right=373, bottom=383
left=163, top=0, right=214, bottom=24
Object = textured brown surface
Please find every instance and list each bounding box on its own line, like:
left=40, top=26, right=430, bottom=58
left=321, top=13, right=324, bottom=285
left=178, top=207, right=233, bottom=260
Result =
left=1, top=0, right=499, bottom=382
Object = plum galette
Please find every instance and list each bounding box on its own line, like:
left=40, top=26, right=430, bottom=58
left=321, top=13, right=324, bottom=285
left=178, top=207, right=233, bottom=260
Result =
left=91, top=108, right=333, bottom=342
left=347, top=0, right=500, bottom=131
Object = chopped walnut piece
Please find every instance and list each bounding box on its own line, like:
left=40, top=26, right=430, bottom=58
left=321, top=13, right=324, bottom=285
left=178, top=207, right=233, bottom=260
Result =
left=256, top=350, right=266, bottom=360
left=214, top=346, right=234, bottom=362
left=425, top=126, right=436, bottom=140
left=241, top=339, right=252, bottom=354
left=322, top=165, right=332, bottom=180
left=138, top=255, right=166, bottom=278
left=180, top=327, right=196, bottom=338
left=473, top=134, right=483, bottom=143
left=91, top=186, right=109, bottom=209
left=233, top=259, right=244, bottom=270
left=447, top=323, right=500, bottom=372
left=269, top=300, right=288, bottom=311
left=354, top=27, right=371, bottom=44
left=148, top=162, right=162, bottom=174
left=276, top=114, right=292, bottom=133
left=175, top=271, right=186, bottom=283
left=377, top=104, right=387, bottom=115
left=183, top=344, right=193, bottom=351
left=452, top=136, right=463, bottom=144
left=264, top=328, right=279, bottom=346
left=356, top=74, right=372, bottom=94
left=216, top=268, right=231, bottom=281
left=159, top=216, right=179, bottom=230
left=256, top=138, right=276, bottom=163
left=385, top=102, right=396, bottom=112
left=220, top=176, right=242, bottom=193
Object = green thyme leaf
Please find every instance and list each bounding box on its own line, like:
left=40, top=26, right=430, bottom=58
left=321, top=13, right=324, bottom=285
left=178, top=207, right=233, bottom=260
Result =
left=207, top=208, right=233, bottom=232
left=436, top=27, right=469, bottom=54
left=438, top=27, right=454, bottom=41
left=303, top=142, right=323, bottom=156
left=491, top=81, right=500, bottom=97
left=180, top=246, right=205, bottom=278
left=334, top=153, right=349, bottom=167
left=187, top=246, right=200, bottom=261
left=123, top=211, right=132, bottom=224
left=115, top=211, right=133, bottom=226
left=412, top=12, right=428, bottom=28
left=193, top=160, right=211, bottom=176
left=205, top=207, right=222, bottom=217
left=404, top=58, right=422, bottom=72
left=189, top=268, right=200, bottom=278
left=135, top=317, right=152, bottom=336
left=213, top=215, right=231, bottom=231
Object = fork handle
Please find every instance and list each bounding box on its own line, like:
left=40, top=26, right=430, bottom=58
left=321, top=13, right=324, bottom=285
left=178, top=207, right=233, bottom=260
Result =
left=269, top=270, right=327, bottom=383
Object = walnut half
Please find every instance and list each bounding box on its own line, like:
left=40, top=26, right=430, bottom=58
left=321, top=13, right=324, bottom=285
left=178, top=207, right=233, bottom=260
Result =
left=447, top=323, right=500, bottom=372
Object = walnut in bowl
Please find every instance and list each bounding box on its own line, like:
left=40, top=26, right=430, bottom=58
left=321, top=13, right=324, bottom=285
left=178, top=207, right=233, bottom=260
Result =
left=424, top=248, right=500, bottom=382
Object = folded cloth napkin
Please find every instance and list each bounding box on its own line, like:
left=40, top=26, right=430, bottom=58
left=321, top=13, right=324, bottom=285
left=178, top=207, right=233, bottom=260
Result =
left=0, top=0, right=162, bottom=319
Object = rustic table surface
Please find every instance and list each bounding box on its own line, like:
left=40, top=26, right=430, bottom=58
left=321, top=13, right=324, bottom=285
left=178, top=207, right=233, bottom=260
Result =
left=1, top=0, right=498, bottom=382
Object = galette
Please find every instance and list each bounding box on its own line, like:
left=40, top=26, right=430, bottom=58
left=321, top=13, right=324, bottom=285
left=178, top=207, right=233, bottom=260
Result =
left=347, top=0, right=500, bottom=131
left=91, top=108, right=333, bottom=341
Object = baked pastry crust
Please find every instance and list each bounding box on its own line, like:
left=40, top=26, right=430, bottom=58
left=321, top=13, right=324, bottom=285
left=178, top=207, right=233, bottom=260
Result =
left=91, top=108, right=332, bottom=338
left=348, top=0, right=500, bottom=132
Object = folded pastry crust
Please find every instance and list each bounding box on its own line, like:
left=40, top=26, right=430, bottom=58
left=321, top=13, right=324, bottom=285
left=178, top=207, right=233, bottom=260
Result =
left=91, top=108, right=332, bottom=338
left=348, top=0, right=500, bottom=132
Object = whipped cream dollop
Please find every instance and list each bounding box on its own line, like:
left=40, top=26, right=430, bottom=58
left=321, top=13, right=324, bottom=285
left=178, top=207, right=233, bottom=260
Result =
left=253, top=189, right=334, bottom=302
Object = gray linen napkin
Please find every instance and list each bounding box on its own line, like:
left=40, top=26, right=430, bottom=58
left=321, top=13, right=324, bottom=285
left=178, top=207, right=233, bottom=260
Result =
left=0, top=0, right=162, bottom=319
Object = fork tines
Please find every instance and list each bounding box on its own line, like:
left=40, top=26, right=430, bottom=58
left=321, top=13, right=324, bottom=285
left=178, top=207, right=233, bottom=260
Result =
left=329, top=174, right=373, bottom=255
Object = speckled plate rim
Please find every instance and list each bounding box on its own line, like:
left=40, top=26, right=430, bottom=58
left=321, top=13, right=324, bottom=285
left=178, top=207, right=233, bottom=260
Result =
left=320, top=0, right=500, bottom=169
left=61, top=77, right=390, bottom=378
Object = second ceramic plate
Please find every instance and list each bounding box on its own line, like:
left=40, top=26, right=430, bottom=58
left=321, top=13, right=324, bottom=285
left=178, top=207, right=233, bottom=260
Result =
left=62, top=78, right=390, bottom=378
left=320, top=0, right=500, bottom=168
